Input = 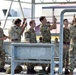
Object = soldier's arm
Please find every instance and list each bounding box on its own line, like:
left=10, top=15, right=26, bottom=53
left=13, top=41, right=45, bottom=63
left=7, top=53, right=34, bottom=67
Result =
left=0, top=36, right=7, bottom=40
left=49, top=16, right=57, bottom=30
left=3, top=34, right=10, bottom=39
left=73, top=14, right=75, bottom=21
left=71, top=14, right=76, bottom=25
left=0, top=33, right=10, bottom=40
left=20, top=18, right=27, bottom=35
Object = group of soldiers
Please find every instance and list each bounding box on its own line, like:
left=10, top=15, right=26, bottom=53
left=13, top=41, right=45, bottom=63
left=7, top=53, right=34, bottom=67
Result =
left=0, top=16, right=57, bottom=74
left=63, top=14, right=76, bottom=75
left=0, top=14, right=76, bottom=75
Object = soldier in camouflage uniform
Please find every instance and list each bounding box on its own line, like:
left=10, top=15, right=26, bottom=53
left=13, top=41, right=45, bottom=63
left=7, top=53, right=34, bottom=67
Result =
left=69, top=17, right=76, bottom=75
left=39, top=16, right=57, bottom=73
left=6, top=18, right=27, bottom=74
left=24, top=20, right=37, bottom=74
left=0, top=21, right=9, bottom=72
left=63, top=19, right=70, bottom=74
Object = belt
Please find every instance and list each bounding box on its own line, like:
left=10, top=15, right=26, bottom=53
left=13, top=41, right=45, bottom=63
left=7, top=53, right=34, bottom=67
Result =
left=12, top=39, right=18, bottom=41
left=63, top=41, right=70, bottom=45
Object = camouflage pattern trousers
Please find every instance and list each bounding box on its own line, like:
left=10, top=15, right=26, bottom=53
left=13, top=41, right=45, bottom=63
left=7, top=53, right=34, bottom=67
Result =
left=0, top=47, right=5, bottom=68
left=63, top=44, right=70, bottom=68
left=69, top=45, right=76, bottom=71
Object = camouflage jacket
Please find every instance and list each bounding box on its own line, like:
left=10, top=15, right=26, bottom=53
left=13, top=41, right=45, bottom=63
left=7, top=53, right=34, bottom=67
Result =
left=70, top=24, right=76, bottom=44
left=25, top=28, right=37, bottom=43
left=40, top=24, right=51, bottom=43
left=9, top=25, right=22, bottom=42
left=63, top=28, right=70, bottom=44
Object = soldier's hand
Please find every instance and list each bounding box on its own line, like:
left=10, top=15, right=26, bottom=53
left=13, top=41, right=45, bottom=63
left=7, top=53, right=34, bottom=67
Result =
left=23, top=18, right=26, bottom=22
left=53, top=16, right=57, bottom=23
left=6, top=36, right=11, bottom=39
left=3, top=37, right=7, bottom=40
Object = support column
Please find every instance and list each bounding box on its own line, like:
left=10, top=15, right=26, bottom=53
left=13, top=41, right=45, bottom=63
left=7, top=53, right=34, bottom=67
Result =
left=31, top=0, right=35, bottom=20
left=18, top=0, right=25, bottom=18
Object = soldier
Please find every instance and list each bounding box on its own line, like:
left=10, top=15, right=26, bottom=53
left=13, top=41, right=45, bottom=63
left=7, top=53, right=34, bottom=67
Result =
left=63, top=19, right=70, bottom=74
left=9, top=18, right=27, bottom=42
left=39, top=16, right=57, bottom=73
left=6, top=18, right=27, bottom=74
left=39, top=16, right=57, bottom=43
left=0, top=21, right=9, bottom=72
left=54, top=38, right=59, bottom=44
left=69, top=15, right=76, bottom=75
left=24, top=20, right=37, bottom=74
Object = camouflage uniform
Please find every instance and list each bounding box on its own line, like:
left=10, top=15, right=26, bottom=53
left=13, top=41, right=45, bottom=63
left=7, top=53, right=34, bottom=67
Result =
left=40, top=24, right=51, bottom=43
left=63, top=28, right=70, bottom=68
left=69, top=24, right=76, bottom=71
left=25, top=28, right=37, bottom=72
left=25, top=28, right=37, bottom=43
left=40, top=24, right=51, bottom=73
left=6, top=25, right=23, bottom=74
left=9, top=25, right=22, bottom=42
left=0, top=27, right=5, bottom=69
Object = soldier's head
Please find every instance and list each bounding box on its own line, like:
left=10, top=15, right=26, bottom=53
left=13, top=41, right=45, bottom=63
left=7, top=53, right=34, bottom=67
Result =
left=14, top=18, right=21, bottom=26
left=39, top=16, right=47, bottom=24
left=29, top=20, right=36, bottom=28
left=63, top=19, right=68, bottom=26
left=55, top=38, right=58, bottom=43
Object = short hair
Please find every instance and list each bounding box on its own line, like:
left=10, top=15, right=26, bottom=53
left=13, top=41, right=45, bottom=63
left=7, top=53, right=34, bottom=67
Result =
left=14, top=18, right=21, bottom=25
left=63, top=19, right=68, bottom=22
left=39, top=16, right=45, bottom=22
left=29, top=20, right=35, bottom=25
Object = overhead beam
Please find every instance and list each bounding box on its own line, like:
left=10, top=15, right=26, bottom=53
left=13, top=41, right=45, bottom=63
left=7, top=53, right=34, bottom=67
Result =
left=4, top=0, right=76, bottom=4
left=4, top=0, right=31, bottom=4
left=35, top=1, right=76, bottom=4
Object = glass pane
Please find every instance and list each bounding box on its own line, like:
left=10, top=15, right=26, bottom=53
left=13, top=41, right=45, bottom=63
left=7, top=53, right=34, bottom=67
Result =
left=0, top=1, right=11, bottom=18
left=10, top=2, right=31, bottom=18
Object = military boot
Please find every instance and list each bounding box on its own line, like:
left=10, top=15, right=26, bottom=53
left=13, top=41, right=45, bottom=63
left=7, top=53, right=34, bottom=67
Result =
left=15, top=65, right=23, bottom=73
left=6, top=65, right=23, bottom=74
left=64, top=68, right=70, bottom=74
left=46, top=66, right=50, bottom=73
left=46, top=66, right=56, bottom=74
left=38, top=69, right=47, bottom=75
left=27, top=68, right=37, bottom=74
left=0, top=68, right=6, bottom=72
